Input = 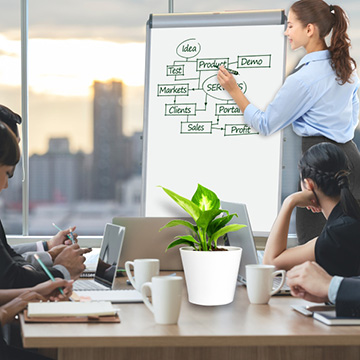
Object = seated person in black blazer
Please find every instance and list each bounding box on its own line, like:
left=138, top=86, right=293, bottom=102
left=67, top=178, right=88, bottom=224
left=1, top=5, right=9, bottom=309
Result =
left=0, top=279, right=72, bottom=360
left=263, top=142, right=360, bottom=277
left=0, top=104, right=80, bottom=273
left=0, top=122, right=90, bottom=288
left=287, top=261, right=360, bottom=318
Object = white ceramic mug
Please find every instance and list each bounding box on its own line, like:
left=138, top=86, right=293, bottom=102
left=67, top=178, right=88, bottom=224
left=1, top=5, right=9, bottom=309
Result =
left=125, top=259, right=160, bottom=291
left=245, top=264, right=286, bottom=304
left=141, top=275, right=183, bottom=324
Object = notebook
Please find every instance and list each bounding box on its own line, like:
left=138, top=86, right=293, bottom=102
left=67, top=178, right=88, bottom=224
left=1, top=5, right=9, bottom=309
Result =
left=220, top=201, right=291, bottom=295
left=27, top=301, right=117, bottom=318
left=112, top=217, right=193, bottom=271
left=313, top=310, right=360, bottom=326
left=73, top=223, right=143, bottom=303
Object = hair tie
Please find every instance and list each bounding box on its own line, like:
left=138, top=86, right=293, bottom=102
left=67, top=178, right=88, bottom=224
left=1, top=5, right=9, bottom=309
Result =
left=329, top=4, right=335, bottom=14
left=334, top=170, right=350, bottom=189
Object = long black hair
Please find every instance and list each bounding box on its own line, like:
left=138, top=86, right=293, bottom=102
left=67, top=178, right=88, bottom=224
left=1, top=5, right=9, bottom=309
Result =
left=0, top=121, right=20, bottom=166
left=290, top=0, right=356, bottom=84
left=298, top=142, right=360, bottom=221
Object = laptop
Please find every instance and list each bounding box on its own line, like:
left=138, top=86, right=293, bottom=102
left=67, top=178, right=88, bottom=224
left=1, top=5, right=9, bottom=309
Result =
left=220, top=201, right=291, bottom=295
left=112, top=217, right=194, bottom=271
left=73, top=223, right=143, bottom=303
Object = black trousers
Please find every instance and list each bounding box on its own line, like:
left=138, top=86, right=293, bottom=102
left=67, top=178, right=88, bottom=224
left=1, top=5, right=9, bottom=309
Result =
left=0, top=326, right=51, bottom=360
left=1, top=345, right=52, bottom=360
left=296, top=136, right=360, bottom=245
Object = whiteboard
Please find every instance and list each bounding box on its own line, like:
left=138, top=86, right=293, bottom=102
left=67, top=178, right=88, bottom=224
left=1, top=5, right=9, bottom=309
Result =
left=142, top=11, right=286, bottom=235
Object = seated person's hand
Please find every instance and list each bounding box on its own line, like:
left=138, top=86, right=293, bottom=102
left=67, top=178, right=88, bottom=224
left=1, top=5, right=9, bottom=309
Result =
left=32, top=279, right=73, bottom=301
left=47, top=226, right=78, bottom=249
left=53, top=244, right=92, bottom=280
left=289, top=190, right=321, bottom=212
left=286, top=261, right=332, bottom=303
left=48, top=244, right=67, bottom=261
left=0, top=291, right=46, bottom=326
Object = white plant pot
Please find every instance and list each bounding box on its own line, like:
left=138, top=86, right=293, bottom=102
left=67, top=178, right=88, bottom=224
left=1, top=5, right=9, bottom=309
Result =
left=180, top=246, right=242, bottom=306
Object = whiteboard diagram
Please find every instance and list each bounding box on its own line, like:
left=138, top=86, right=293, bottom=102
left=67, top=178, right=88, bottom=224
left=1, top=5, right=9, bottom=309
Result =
left=160, top=38, right=273, bottom=137
left=142, top=13, right=286, bottom=235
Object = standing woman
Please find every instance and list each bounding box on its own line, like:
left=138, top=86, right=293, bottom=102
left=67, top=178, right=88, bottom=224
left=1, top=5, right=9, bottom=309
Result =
left=217, top=0, right=360, bottom=245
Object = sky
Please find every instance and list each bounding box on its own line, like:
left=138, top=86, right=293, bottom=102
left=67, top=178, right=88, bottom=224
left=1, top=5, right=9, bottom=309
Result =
left=0, top=0, right=359, bottom=154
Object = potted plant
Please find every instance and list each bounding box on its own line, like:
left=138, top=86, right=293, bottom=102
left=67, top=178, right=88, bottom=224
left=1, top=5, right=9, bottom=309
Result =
left=159, top=184, right=245, bottom=306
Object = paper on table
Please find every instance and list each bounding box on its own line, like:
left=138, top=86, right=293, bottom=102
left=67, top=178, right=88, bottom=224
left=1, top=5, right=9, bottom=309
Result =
left=27, top=301, right=117, bottom=318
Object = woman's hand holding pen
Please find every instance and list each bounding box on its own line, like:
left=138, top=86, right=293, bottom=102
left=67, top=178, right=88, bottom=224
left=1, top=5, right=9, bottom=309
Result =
left=217, top=65, right=239, bottom=95
left=217, top=65, right=250, bottom=113
left=0, top=281, right=73, bottom=327
left=0, top=291, right=46, bottom=326
left=48, top=226, right=78, bottom=249
left=32, top=279, right=73, bottom=301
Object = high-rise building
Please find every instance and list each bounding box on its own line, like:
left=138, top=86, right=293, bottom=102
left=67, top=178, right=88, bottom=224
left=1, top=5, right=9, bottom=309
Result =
left=92, top=80, right=127, bottom=200
left=29, top=138, right=86, bottom=203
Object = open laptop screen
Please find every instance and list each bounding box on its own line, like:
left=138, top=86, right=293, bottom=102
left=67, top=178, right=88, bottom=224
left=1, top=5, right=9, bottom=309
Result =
left=94, top=224, right=125, bottom=288
left=112, top=217, right=193, bottom=271
left=220, top=201, right=259, bottom=283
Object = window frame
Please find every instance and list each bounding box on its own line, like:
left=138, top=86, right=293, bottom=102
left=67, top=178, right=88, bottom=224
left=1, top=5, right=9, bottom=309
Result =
left=11, top=0, right=102, bottom=244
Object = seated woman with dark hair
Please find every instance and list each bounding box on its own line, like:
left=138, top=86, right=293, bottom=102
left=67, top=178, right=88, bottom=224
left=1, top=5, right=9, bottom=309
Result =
left=263, top=142, right=360, bottom=277
left=0, top=122, right=89, bottom=288
left=0, top=105, right=82, bottom=272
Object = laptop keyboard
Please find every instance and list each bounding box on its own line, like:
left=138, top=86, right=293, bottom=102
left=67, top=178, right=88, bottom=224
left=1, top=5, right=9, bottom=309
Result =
left=73, top=280, right=108, bottom=291
left=273, top=276, right=291, bottom=292
left=257, top=250, right=290, bottom=292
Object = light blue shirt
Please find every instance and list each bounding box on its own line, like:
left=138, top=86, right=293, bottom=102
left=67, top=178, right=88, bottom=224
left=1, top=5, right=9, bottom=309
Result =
left=244, top=50, right=360, bottom=143
left=328, top=275, right=344, bottom=304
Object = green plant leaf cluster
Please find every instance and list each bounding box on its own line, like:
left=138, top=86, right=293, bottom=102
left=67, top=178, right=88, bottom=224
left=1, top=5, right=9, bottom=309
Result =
left=159, top=184, right=245, bottom=251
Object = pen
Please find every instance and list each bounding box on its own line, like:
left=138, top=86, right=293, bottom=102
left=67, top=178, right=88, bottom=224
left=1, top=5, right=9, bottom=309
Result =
left=216, top=64, right=239, bottom=75
left=69, top=228, right=75, bottom=243
left=52, top=222, right=75, bottom=244
left=34, top=254, right=65, bottom=296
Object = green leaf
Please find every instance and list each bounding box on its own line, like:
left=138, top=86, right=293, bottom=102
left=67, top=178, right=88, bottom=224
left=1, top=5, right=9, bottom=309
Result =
left=191, top=184, right=220, bottom=211
left=159, top=186, right=201, bottom=221
left=159, top=219, right=196, bottom=234
left=196, top=208, right=223, bottom=230
left=166, top=235, right=200, bottom=251
left=210, top=224, right=246, bottom=248
left=207, top=213, right=237, bottom=236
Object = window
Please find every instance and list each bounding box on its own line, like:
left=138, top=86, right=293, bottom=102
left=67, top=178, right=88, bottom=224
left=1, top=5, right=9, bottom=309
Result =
left=1, top=0, right=359, bottom=239
left=1, top=0, right=156, bottom=236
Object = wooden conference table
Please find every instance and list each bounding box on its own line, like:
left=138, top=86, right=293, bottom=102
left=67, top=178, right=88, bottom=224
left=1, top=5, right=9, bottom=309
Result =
left=21, top=272, right=360, bottom=360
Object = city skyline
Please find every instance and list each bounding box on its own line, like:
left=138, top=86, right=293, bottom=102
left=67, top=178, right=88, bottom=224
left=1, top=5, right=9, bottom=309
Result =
left=2, top=79, right=142, bottom=236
